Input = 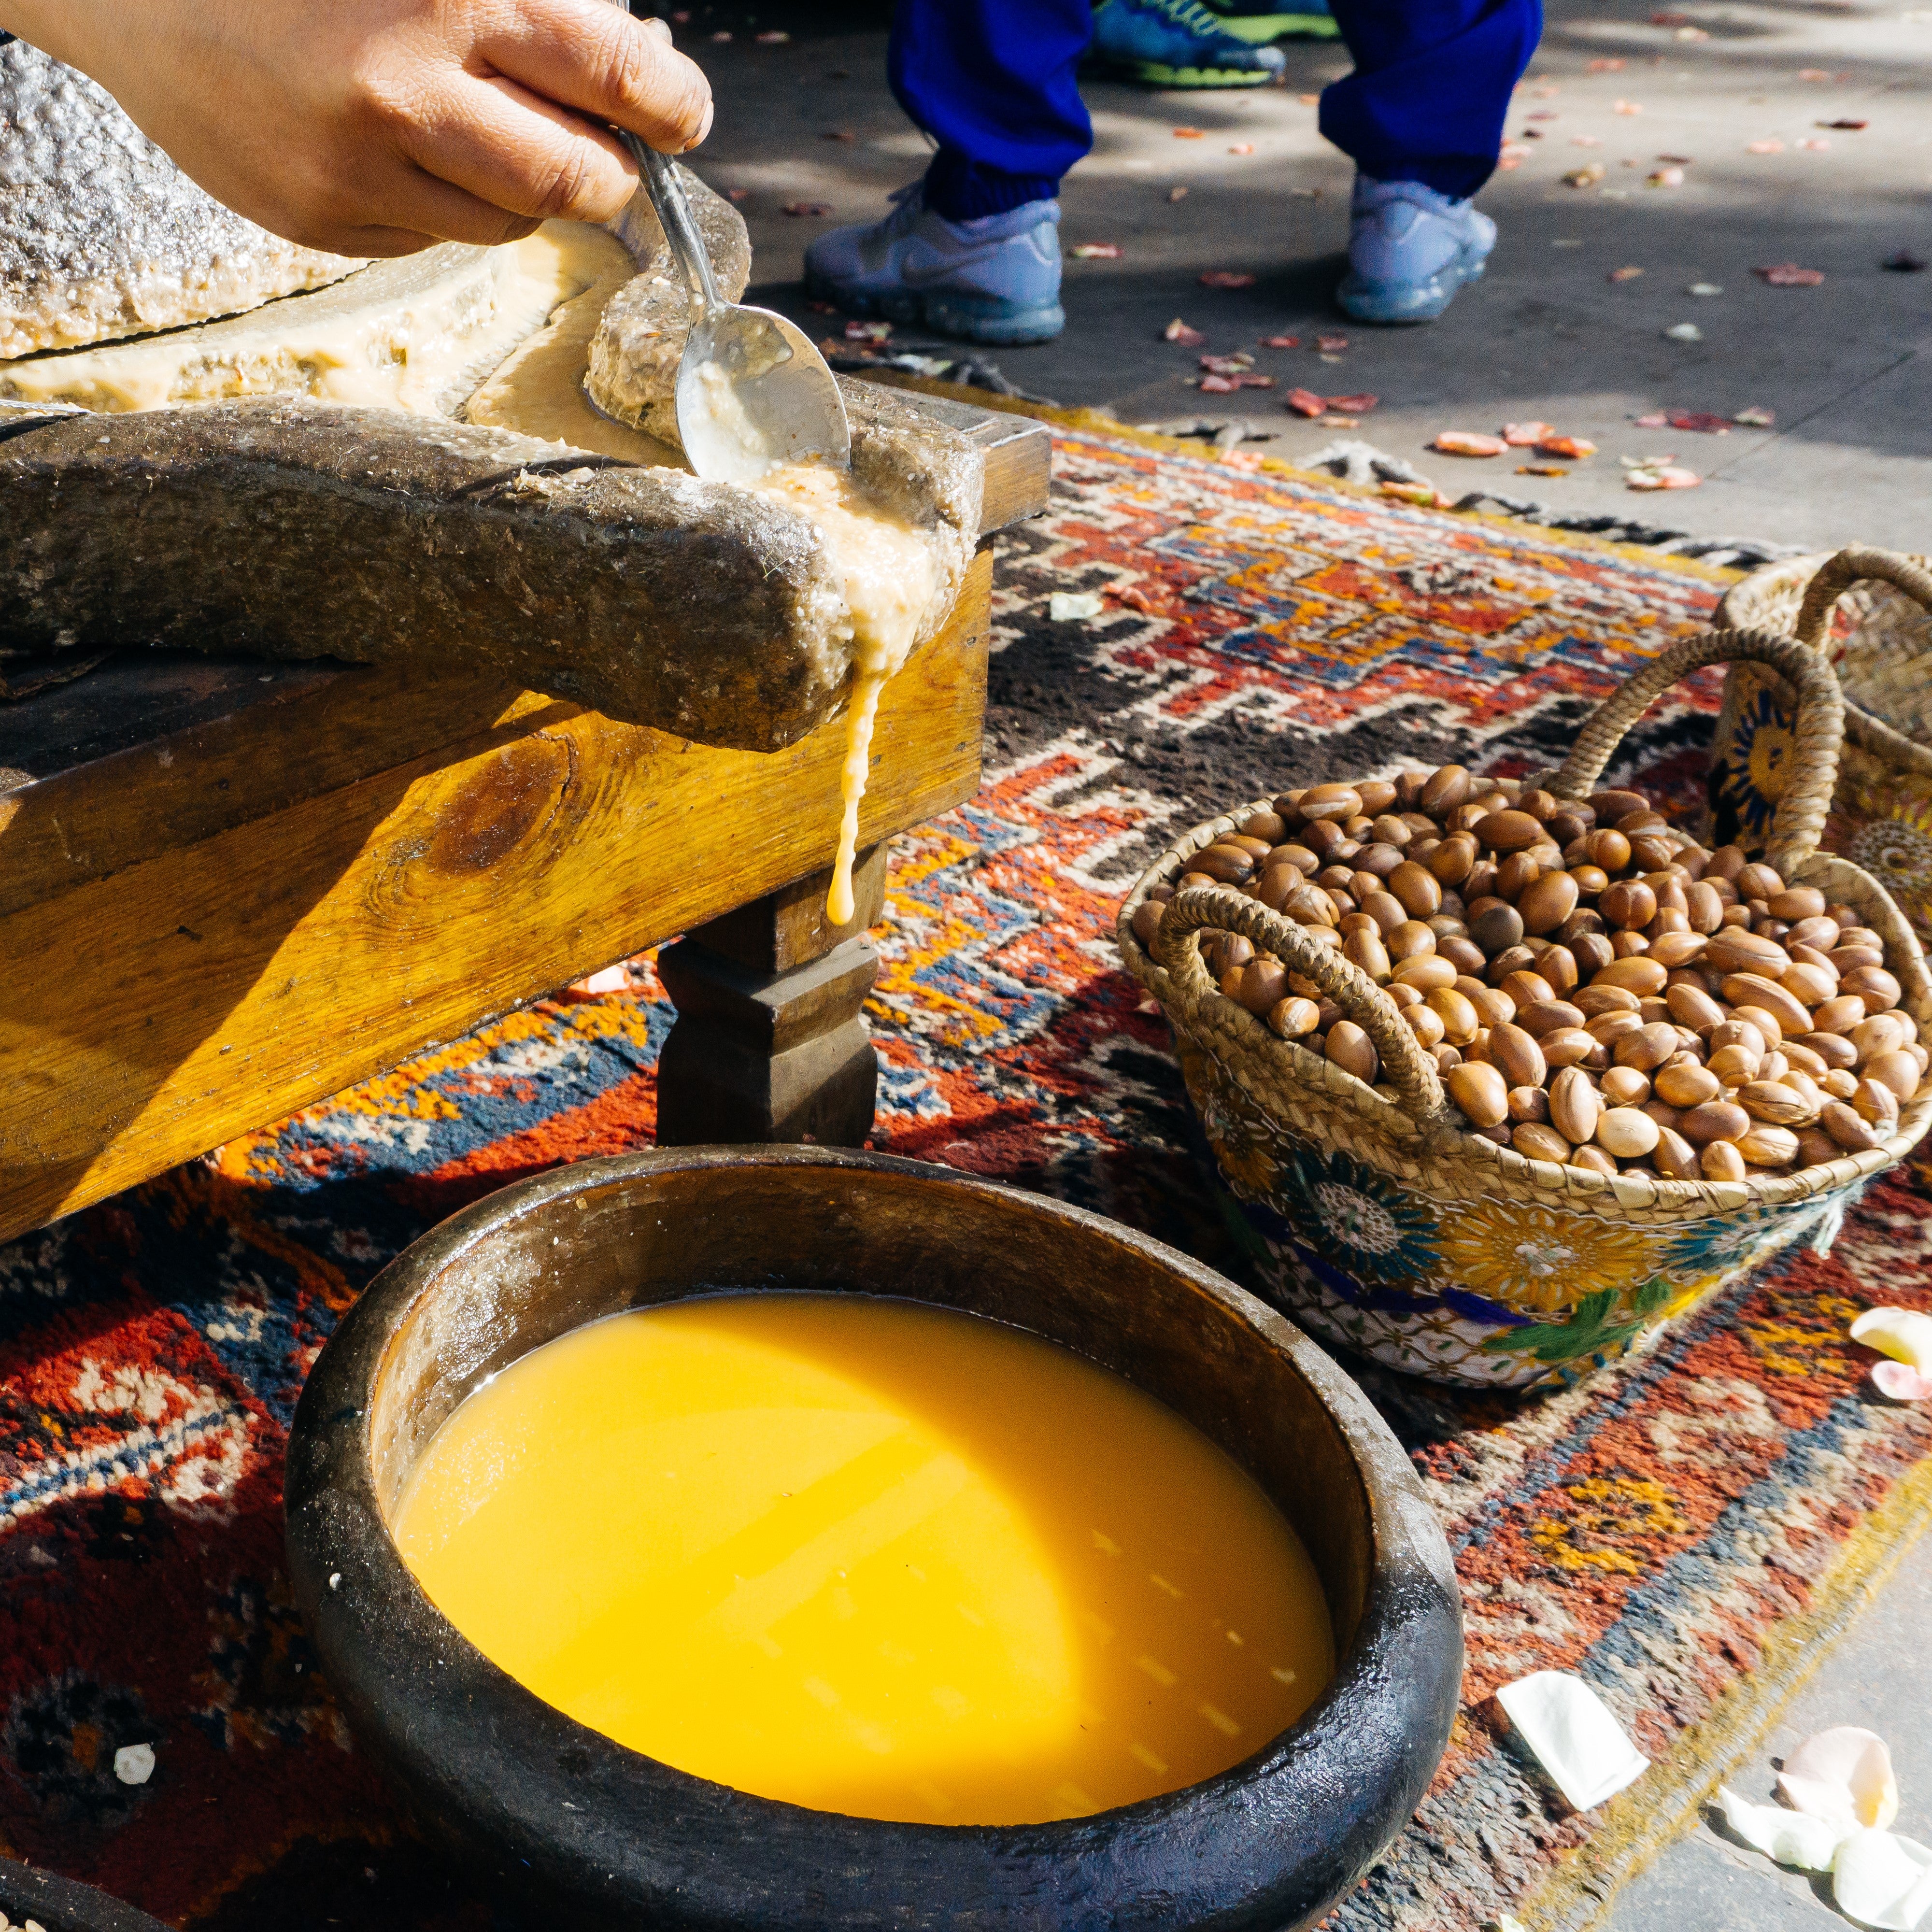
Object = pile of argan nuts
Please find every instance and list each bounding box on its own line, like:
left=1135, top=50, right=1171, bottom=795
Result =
left=1133, top=766, right=1926, bottom=1182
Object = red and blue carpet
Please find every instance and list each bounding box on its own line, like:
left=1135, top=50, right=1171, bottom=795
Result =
left=2, top=419, right=1928, bottom=1930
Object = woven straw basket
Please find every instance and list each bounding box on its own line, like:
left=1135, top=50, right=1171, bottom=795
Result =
left=1120, top=631, right=1932, bottom=1390
left=1711, top=547, right=1932, bottom=946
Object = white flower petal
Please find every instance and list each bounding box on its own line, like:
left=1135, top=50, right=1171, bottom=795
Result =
left=1714, top=1785, right=1849, bottom=1871
left=1873, top=1360, right=1932, bottom=1402
left=1496, top=1671, right=1649, bottom=1812
left=1851, top=1308, right=1932, bottom=1376
left=1833, top=1828, right=1932, bottom=1930
left=1780, top=1727, right=1900, bottom=1830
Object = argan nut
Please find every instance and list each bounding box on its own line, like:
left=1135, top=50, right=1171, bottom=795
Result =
left=1548, top=1066, right=1602, bottom=1145
left=1600, top=1065, right=1652, bottom=1108
left=1438, top=935, right=1489, bottom=977
left=1737, top=1080, right=1816, bottom=1126
left=1588, top=1010, right=1644, bottom=1047
left=1707, top=929, right=1791, bottom=977
left=1508, top=871, right=1573, bottom=938
left=1449, top=1060, right=1510, bottom=1128
left=1512, top=1122, right=1574, bottom=1163
left=1301, top=783, right=1364, bottom=823
left=1508, top=1085, right=1550, bottom=1124
left=1201, top=843, right=1265, bottom=885
left=1489, top=1023, right=1548, bottom=1088
left=1593, top=956, right=1669, bottom=996
left=1737, top=861, right=1785, bottom=900
left=1403, top=1003, right=1447, bottom=1050
left=1678, top=1099, right=1750, bottom=1146
left=1576, top=985, right=1641, bottom=1018
left=1269, top=996, right=1322, bottom=1038
left=1326, top=1021, right=1380, bottom=1084
left=1842, top=965, right=1903, bottom=1013
left=1254, top=865, right=1305, bottom=912
left=1654, top=1061, right=1720, bottom=1108
left=1392, top=955, right=1458, bottom=994
left=1768, top=886, right=1826, bottom=923
left=1343, top=929, right=1393, bottom=982
left=1540, top=1027, right=1599, bottom=1068
left=1736, top=1124, right=1800, bottom=1166
left=1355, top=781, right=1398, bottom=818
left=1386, top=860, right=1444, bottom=919
left=1584, top=828, right=1633, bottom=872
left=1848, top=1013, right=1906, bottom=1063
left=1420, top=765, right=1473, bottom=816
left=1465, top=984, right=1517, bottom=1029
left=1684, top=881, right=1725, bottom=935
left=1501, top=969, right=1557, bottom=1012
left=1469, top=903, right=1525, bottom=954
left=1865, top=1050, right=1921, bottom=1101
left=1240, top=811, right=1289, bottom=846
left=1426, top=987, right=1479, bottom=1046
left=1666, top=983, right=1726, bottom=1033
left=1720, top=974, right=1811, bottom=1038
left=1820, top=1100, right=1880, bottom=1151
left=1615, top=1023, right=1679, bottom=1073
left=1386, top=920, right=1438, bottom=963
left=1700, top=1140, right=1748, bottom=1182
left=1707, top=1044, right=1762, bottom=1088
left=1131, top=901, right=1165, bottom=947
left=1516, top=999, right=1586, bottom=1038
left=1780, top=962, right=1836, bottom=1007
left=1427, top=835, right=1479, bottom=885
left=1596, top=1107, right=1661, bottom=1159
left=1276, top=884, right=1331, bottom=927
left=1435, top=1044, right=1466, bottom=1077
left=1646, top=1126, right=1696, bottom=1179
left=1796, top=1128, right=1842, bottom=1167
left=1570, top=1144, right=1619, bottom=1176
left=1648, top=932, right=1709, bottom=969
left=1477, top=810, right=1545, bottom=852
left=1569, top=931, right=1616, bottom=977
left=1853, top=1078, right=1901, bottom=1130
left=1239, top=958, right=1291, bottom=1016
left=1599, top=879, right=1657, bottom=931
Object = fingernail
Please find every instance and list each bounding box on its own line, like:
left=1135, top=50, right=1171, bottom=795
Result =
left=685, top=98, right=714, bottom=150
left=643, top=14, right=673, bottom=39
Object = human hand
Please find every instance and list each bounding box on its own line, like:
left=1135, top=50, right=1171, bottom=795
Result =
left=0, top=0, right=712, bottom=256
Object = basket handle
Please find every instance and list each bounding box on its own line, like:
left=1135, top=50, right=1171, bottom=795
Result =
left=1543, top=627, right=1844, bottom=873
left=1794, top=546, right=1932, bottom=652
left=1152, top=883, right=1448, bottom=1122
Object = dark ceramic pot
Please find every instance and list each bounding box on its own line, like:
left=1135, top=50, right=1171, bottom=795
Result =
left=0, top=1856, right=172, bottom=1932
left=285, top=1147, right=1463, bottom=1931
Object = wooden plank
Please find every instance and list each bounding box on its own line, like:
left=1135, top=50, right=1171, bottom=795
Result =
left=0, top=554, right=992, bottom=1246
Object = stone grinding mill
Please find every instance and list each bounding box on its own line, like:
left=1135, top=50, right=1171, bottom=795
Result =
left=0, top=33, right=1049, bottom=1247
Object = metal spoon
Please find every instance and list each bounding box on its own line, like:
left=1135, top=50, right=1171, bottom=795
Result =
left=616, top=135, right=851, bottom=484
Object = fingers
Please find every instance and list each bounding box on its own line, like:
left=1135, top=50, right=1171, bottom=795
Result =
left=470, top=0, right=713, bottom=153
left=393, top=70, right=644, bottom=227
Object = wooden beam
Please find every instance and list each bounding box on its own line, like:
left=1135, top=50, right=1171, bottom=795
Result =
left=0, top=554, right=992, bottom=1245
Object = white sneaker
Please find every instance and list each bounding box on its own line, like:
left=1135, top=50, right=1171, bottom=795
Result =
left=803, top=184, right=1065, bottom=345
left=1336, top=175, right=1497, bottom=324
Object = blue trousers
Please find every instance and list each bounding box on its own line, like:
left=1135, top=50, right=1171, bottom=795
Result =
left=889, top=0, right=1542, bottom=219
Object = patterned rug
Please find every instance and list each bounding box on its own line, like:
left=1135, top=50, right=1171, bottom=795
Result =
left=4, top=417, right=1930, bottom=1932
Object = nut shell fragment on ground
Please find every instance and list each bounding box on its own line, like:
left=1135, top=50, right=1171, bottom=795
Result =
left=1435, top=431, right=1508, bottom=456
left=1495, top=1671, right=1648, bottom=1812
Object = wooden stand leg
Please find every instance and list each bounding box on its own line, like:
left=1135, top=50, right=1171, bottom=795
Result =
left=655, top=843, right=890, bottom=1147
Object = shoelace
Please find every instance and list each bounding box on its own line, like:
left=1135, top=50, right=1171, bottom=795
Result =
left=1127, top=0, right=1255, bottom=41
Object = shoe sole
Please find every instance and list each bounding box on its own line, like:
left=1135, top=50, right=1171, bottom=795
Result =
left=804, top=269, right=1065, bottom=346
left=1209, top=14, right=1341, bottom=40
left=1335, top=252, right=1489, bottom=325
left=1085, top=54, right=1277, bottom=84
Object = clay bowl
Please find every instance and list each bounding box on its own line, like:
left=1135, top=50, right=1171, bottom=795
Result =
left=285, top=1146, right=1463, bottom=1931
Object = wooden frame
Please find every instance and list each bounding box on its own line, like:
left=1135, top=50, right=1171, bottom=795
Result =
left=0, top=391, right=1049, bottom=1247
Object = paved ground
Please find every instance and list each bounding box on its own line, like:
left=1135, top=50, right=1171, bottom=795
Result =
left=665, top=7, right=1932, bottom=1924
left=1604, top=1526, right=1932, bottom=1932
left=684, top=0, right=1932, bottom=554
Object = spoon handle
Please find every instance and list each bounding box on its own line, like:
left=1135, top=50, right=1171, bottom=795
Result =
left=626, top=136, right=723, bottom=322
